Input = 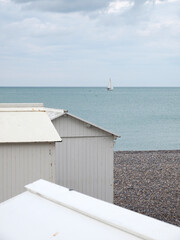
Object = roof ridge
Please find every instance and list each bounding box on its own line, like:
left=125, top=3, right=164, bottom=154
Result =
left=25, top=180, right=180, bottom=240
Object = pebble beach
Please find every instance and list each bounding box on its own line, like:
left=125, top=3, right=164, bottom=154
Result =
left=114, top=150, right=180, bottom=227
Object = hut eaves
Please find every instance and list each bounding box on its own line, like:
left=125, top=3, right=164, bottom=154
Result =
left=45, top=107, right=120, bottom=139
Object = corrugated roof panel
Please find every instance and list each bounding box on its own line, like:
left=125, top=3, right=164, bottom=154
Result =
left=0, top=112, right=61, bottom=143
left=45, top=108, right=65, bottom=121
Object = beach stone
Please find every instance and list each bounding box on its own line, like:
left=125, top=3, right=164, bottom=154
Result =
left=114, top=150, right=180, bottom=227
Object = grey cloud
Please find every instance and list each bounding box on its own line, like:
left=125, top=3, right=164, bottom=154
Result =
left=12, top=0, right=111, bottom=12
left=11, top=0, right=167, bottom=14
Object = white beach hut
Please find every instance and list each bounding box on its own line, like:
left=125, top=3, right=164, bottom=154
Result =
left=0, top=103, right=61, bottom=202
left=46, top=107, right=119, bottom=203
left=0, top=180, right=179, bottom=240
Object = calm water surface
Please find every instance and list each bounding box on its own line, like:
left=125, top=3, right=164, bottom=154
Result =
left=0, top=87, right=179, bottom=151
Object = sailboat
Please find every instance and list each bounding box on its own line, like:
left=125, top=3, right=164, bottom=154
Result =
left=107, top=78, right=113, bottom=91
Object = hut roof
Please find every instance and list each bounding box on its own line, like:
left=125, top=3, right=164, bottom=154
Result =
left=45, top=107, right=120, bottom=138
left=0, top=103, right=119, bottom=139
left=0, top=104, right=61, bottom=143
left=0, top=179, right=179, bottom=240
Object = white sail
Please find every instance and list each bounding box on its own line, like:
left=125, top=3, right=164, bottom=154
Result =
left=107, top=78, right=113, bottom=91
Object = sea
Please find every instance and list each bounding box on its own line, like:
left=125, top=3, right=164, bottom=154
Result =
left=0, top=87, right=180, bottom=151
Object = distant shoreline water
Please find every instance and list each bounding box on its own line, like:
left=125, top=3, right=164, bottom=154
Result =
left=0, top=87, right=180, bottom=151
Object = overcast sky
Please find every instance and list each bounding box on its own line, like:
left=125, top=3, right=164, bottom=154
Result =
left=0, top=0, right=180, bottom=86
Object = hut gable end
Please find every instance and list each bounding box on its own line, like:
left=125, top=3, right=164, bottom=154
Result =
left=52, top=114, right=111, bottom=138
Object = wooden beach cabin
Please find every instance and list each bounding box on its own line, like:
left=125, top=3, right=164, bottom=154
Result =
left=45, top=107, right=119, bottom=203
left=0, top=103, right=61, bottom=202
left=0, top=180, right=179, bottom=240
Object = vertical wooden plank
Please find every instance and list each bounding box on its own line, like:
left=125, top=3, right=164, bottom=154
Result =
left=54, top=136, right=114, bottom=202
left=52, top=114, right=114, bottom=203
left=0, top=143, right=56, bottom=203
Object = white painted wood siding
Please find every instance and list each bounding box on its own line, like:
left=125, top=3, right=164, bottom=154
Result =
left=53, top=115, right=112, bottom=138
left=55, top=136, right=114, bottom=203
left=52, top=116, right=114, bottom=203
left=0, top=143, right=55, bottom=202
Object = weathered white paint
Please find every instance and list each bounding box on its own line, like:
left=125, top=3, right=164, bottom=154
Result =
left=0, top=143, right=55, bottom=203
left=0, top=104, right=61, bottom=202
left=0, top=111, right=61, bottom=143
left=52, top=114, right=115, bottom=203
left=56, top=137, right=114, bottom=202
left=46, top=108, right=118, bottom=137
left=0, top=103, right=44, bottom=108
left=0, top=180, right=179, bottom=240
left=53, top=114, right=112, bottom=137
